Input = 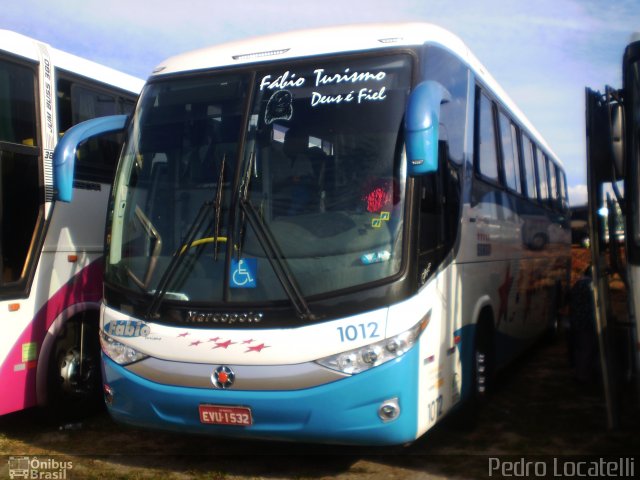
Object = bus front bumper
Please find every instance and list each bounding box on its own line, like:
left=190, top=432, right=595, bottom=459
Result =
left=101, top=347, right=420, bottom=446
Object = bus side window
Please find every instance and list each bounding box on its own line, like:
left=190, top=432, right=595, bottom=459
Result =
left=521, top=134, right=537, bottom=200
left=499, top=111, right=522, bottom=194
left=0, top=58, right=40, bottom=288
left=418, top=140, right=456, bottom=258
left=71, top=84, right=117, bottom=123
left=120, top=98, right=136, bottom=116
left=535, top=147, right=549, bottom=203
left=0, top=59, right=37, bottom=144
left=419, top=173, right=441, bottom=253
left=75, top=132, right=124, bottom=183
left=557, top=167, right=568, bottom=210
left=547, top=157, right=558, bottom=208
left=57, top=79, right=118, bottom=133
left=56, top=77, right=131, bottom=184
left=476, top=91, right=500, bottom=182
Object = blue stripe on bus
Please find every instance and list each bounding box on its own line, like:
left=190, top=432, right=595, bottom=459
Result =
left=102, top=345, right=421, bottom=446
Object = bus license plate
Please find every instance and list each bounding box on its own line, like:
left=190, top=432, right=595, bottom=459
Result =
left=199, top=404, right=253, bottom=426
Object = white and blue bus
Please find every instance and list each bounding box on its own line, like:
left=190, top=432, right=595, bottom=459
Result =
left=55, top=23, right=571, bottom=445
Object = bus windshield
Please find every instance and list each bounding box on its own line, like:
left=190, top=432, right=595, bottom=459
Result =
left=106, top=54, right=412, bottom=305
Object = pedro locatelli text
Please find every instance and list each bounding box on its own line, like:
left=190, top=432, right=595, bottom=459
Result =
left=489, top=457, right=635, bottom=478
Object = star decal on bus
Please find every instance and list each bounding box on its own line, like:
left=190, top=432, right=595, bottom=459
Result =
left=177, top=332, right=190, bottom=338
left=212, top=339, right=235, bottom=349
left=242, top=339, right=255, bottom=344
left=496, top=265, right=513, bottom=328
left=189, top=340, right=203, bottom=347
left=208, top=337, right=220, bottom=342
left=245, top=343, right=270, bottom=353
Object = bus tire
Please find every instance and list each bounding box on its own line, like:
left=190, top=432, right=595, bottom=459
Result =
left=46, top=313, right=103, bottom=420
left=545, top=284, right=563, bottom=344
left=529, top=233, right=548, bottom=251
left=474, top=312, right=495, bottom=400
left=451, top=310, right=495, bottom=430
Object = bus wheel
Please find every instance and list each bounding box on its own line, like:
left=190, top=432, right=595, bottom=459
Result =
left=451, top=314, right=495, bottom=430
left=529, top=233, right=548, bottom=251
left=545, top=284, right=563, bottom=343
left=47, top=315, right=102, bottom=419
left=474, top=318, right=495, bottom=399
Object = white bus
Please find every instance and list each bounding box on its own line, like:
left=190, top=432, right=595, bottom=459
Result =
left=56, top=23, right=570, bottom=444
left=0, top=30, right=143, bottom=417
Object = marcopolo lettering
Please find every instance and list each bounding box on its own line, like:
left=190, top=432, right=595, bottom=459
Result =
left=185, top=311, right=264, bottom=324
left=104, top=320, right=151, bottom=338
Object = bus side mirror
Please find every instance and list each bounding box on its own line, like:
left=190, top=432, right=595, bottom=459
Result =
left=54, top=115, right=128, bottom=202
left=405, top=81, right=450, bottom=176
left=586, top=88, right=625, bottom=183
left=609, top=101, right=624, bottom=178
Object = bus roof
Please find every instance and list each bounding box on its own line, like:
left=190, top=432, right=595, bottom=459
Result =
left=152, top=22, right=467, bottom=75
left=0, top=29, right=144, bottom=94
left=152, top=22, right=560, bottom=166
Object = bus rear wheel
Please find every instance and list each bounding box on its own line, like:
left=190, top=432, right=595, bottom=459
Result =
left=451, top=314, right=495, bottom=430
left=47, top=315, right=102, bottom=420
left=474, top=319, right=495, bottom=399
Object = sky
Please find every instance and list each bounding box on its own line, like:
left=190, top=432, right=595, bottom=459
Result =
left=2, top=0, right=639, bottom=206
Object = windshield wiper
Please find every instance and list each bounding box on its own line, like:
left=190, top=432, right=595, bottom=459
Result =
left=146, top=154, right=229, bottom=320
left=239, top=199, right=315, bottom=321
left=213, top=155, right=226, bottom=261
left=145, top=199, right=214, bottom=320
left=236, top=151, right=254, bottom=259
left=236, top=153, right=315, bottom=321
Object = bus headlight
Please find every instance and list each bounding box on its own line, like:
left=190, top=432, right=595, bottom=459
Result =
left=99, top=331, right=149, bottom=365
left=316, top=311, right=430, bottom=375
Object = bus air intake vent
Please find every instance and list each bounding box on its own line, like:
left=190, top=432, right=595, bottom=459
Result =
left=232, top=49, right=290, bottom=61
left=378, top=37, right=403, bottom=44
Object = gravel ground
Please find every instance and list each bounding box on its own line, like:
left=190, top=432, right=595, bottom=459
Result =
left=1, top=331, right=638, bottom=480
left=1, top=248, right=638, bottom=479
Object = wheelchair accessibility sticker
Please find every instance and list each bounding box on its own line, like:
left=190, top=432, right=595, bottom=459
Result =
left=230, top=258, right=257, bottom=288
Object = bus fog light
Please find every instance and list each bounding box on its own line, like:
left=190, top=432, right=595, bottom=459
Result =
left=378, top=398, right=400, bottom=422
left=103, top=384, right=114, bottom=405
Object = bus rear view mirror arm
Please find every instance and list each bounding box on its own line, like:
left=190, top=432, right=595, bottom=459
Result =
left=404, top=80, right=450, bottom=176
left=53, top=114, right=128, bottom=202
